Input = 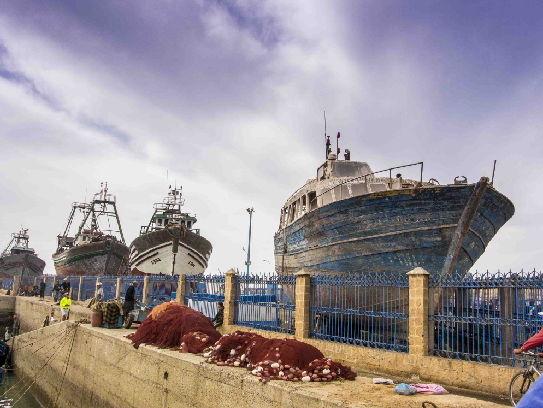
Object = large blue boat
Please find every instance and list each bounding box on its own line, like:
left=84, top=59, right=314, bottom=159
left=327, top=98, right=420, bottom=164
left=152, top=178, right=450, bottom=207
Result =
left=274, top=141, right=514, bottom=279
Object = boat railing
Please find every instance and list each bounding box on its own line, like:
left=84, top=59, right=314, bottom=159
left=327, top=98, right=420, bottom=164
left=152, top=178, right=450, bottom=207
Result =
left=310, top=161, right=424, bottom=205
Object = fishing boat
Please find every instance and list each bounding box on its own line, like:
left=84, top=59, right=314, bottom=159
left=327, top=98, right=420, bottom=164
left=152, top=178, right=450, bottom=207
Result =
left=52, top=183, right=129, bottom=276
left=129, top=186, right=212, bottom=276
left=274, top=133, right=515, bottom=279
left=0, top=229, right=45, bottom=277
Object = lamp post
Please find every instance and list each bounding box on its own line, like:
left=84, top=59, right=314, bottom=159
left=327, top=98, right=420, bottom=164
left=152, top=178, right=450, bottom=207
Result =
left=245, top=208, right=254, bottom=277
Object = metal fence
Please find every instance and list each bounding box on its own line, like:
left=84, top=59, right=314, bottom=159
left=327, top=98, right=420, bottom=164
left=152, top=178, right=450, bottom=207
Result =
left=119, top=276, right=145, bottom=302
left=429, top=270, right=543, bottom=366
left=309, top=273, right=409, bottom=353
left=68, top=276, right=80, bottom=300
left=44, top=276, right=54, bottom=297
left=185, top=274, right=225, bottom=319
left=148, top=275, right=178, bottom=307
left=100, top=276, right=118, bottom=301
left=1, top=278, right=13, bottom=291
left=234, top=273, right=296, bottom=334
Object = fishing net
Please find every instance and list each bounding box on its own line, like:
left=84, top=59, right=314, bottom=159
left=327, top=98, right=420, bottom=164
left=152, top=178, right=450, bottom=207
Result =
left=126, top=302, right=221, bottom=350
left=202, top=330, right=356, bottom=383
left=126, top=304, right=356, bottom=384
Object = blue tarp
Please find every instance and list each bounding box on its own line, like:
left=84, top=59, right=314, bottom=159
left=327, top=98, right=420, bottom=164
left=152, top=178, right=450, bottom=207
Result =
left=516, top=375, right=543, bottom=408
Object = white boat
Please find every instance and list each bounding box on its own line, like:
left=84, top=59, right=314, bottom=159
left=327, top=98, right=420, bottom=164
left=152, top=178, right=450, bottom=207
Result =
left=129, top=186, right=212, bottom=276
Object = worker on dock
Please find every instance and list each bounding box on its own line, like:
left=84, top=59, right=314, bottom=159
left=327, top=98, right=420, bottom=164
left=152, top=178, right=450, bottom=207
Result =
left=96, top=282, right=104, bottom=302
left=39, top=279, right=46, bottom=301
left=515, top=312, right=543, bottom=354
left=53, top=280, right=61, bottom=302
left=211, top=302, right=224, bottom=328
left=60, top=292, right=71, bottom=321
left=123, top=281, right=138, bottom=320
left=12, top=314, right=20, bottom=336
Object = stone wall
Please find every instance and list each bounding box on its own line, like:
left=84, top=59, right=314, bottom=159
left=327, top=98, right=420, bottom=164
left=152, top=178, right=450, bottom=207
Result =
left=11, top=323, right=363, bottom=408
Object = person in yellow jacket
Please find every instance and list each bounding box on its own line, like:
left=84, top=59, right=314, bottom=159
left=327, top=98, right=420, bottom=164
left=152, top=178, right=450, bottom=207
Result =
left=60, top=292, right=71, bottom=321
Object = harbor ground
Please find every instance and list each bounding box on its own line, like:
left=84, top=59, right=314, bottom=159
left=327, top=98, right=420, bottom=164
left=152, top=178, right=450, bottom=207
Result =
left=5, top=294, right=511, bottom=408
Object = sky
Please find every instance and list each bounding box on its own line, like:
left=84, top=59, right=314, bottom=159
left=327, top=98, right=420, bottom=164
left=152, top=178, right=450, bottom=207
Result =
left=1, top=0, right=542, bottom=276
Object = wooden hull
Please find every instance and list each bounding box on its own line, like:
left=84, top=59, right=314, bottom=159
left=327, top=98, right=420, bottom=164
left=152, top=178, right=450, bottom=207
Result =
left=274, top=185, right=514, bottom=278
left=129, top=227, right=212, bottom=276
left=52, top=241, right=129, bottom=276
left=0, top=253, right=45, bottom=278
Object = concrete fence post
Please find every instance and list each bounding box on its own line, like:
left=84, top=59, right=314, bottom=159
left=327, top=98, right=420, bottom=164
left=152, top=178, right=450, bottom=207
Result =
left=78, top=277, right=83, bottom=301
left=33, top=277, right=38, bottom=287
left=69, top=287, right=73, bottom=300
left=408, top=267, right=430, bottom=356
left=116, top=277, right=122, bottom=299
left=500, top=284, right=513, bottom=361
left=142, top=276, right=150, bottom=305
left=223, top=269, right=237, bottom=327
left=12, top=276, right=20, bottom=296
left=295, top=269, right=311, bottom=340
left=176, top=274, right=186, bottom=304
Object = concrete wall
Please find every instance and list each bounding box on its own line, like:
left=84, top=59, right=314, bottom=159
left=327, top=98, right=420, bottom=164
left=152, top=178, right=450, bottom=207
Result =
left=12, top=323, right=366, bottom=408
left=0, top=294, right=92, bottom=334
left=223, top=324, right=519, bottom=398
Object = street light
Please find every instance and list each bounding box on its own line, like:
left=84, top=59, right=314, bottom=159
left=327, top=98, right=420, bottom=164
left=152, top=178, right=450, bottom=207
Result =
left=245, top=208, right=254, bottom=277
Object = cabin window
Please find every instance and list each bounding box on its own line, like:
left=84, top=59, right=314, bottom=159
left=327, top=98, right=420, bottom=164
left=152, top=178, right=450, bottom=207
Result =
left=317, top=164, right=325, bottom=180
left=291, top=202, right=297, bottom=221
left=308, top=191, right=317, bottom=211
left=157, top=219, right=162, bottom=226
left=181, top=220, right=186, bottom=225
left=164, top=219, right=169, bottom=226
left=187, top=221, right=192, bottom=228
left=302, top=195, right=307, bottom=214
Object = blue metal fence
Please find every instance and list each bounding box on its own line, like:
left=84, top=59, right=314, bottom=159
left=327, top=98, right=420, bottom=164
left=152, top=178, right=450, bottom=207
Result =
left=119, top=276, right=145, bottom=302
left=100, top=276, right=118, bottom=301
left=185, top=274, right=225, bottom=319
left=68, top=276, right=80, bottom=300
left=44, top=276, right=54, bottom=297
left=1, top=278, right=13, bottom=291
left=80, top=276, right=97, bottom=301
left=309, top=273, right=409, bottom=352
left=148, top=275, right=178, bottom=307
left=429, top=270, right=543, bottom=366
left=234, top=273, right=296, bottom=334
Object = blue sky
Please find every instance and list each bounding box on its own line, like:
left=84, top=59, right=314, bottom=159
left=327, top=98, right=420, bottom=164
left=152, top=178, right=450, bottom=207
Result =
left=1, top=0, right=542, bottom=275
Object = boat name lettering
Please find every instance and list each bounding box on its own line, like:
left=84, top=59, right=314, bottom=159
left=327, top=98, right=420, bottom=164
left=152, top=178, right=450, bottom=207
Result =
left=151, top=258, right=162, bottom=265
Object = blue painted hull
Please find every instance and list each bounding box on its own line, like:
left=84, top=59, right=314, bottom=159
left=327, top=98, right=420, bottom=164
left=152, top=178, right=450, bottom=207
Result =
left=274, top=185, right=514, bottom=277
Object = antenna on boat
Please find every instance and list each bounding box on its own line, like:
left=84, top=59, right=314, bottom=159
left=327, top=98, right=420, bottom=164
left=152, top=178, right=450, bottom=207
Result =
left=491, top=160, right=497, bottom=186
left=324, top=111, right=331, bottom=159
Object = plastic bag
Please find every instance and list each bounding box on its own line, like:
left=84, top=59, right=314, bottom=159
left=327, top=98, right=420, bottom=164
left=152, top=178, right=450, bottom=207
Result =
left=394, top=383, right=417, bottom=395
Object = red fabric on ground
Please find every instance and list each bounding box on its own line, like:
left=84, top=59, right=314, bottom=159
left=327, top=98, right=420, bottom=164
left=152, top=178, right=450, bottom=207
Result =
left=522, top=325, right=543, bottom=351
left=126, top=302, right=221, bottom=349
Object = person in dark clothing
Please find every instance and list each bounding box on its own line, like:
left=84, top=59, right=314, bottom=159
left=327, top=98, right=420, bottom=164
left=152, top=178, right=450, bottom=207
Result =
left=53, top=281, right=61, bottom=302
left=39, top=280, right=46, bottom=300
left=211, top=302, right=224, bottom=328
left=12, top=314, right=20, bottom=336
left=123, top=281, right=138, bottom=317
left=61, top=279, right=70, bottom=296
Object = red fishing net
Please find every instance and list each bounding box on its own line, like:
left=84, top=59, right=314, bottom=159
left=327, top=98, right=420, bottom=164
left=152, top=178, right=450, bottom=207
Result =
left=126, top=303, right=356, bottom=383
left=202, top=330, right=357, bottom=382
left=126, top=302, right=221, bottom=350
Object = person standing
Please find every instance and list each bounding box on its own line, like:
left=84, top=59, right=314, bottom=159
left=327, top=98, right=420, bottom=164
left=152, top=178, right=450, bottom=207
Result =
left=123, top=281, right=138, bottom=318
left=60, top=292, right=71, bottom=321
left=61, top=279, right=71, bottom=297
left=53, top=280, right=61, bottom=302
left=4, top=328, right=11, bottom=342
left=39, top=280, right=46, bottom=301
left=12, top=314, right=20, bottom=336
left=95, top=282, right=104, bottom=302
